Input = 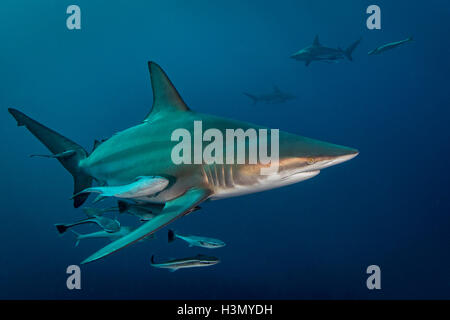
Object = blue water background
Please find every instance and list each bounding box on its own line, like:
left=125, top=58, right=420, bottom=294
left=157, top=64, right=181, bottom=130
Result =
left=0, top=0, right=449, bottom=299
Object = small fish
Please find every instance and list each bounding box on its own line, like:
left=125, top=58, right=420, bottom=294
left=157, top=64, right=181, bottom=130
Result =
left=150, top=254, right=220, bottom=272
left=117, top=200, right=164, bottom=221
left=72, top=176, right=169, bottom=201
left=368, top=36, right=413, bottom=55
left=30, top=150, right=76, bottom=158
left=55, top=216, right=120, bottom=234
left=118, top=201, right=200, bottom=221
left=82, top=206, right=117, bottom=217
left=70, top=226, right=154, bottom=247
left=168, top=229, right=225, bottom=249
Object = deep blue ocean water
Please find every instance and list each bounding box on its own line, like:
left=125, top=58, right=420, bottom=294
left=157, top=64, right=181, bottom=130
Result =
left=1, top=0, right=449, bottom=299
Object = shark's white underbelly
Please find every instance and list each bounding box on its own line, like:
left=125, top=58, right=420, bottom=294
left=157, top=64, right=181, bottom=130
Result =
left=204, top=164, right=320, bottom=200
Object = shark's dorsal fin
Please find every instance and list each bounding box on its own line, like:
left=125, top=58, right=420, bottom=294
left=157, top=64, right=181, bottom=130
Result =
left=144, top=62, right=190, bottom=122
left=313, top=35, right=321, bottom=46
left=92, top=139, right=102, bottom=152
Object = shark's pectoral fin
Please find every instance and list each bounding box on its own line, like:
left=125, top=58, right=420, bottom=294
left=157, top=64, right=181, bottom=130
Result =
left=81, top=188, right=211, bottom=264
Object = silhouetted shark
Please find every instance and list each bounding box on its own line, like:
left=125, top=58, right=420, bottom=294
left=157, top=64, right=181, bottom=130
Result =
left=243, top=86, right=295, bottom=104
left=291, top=35, right=361, bottom=66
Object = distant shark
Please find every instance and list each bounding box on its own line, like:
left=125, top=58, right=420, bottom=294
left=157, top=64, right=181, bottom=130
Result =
left=243, top=86, right=295, bottom=104
left=8, top=62, right=358, bottom=264
left=368, top=36, right=413, bottom=55
left=291, top=35, right=362, bottom=66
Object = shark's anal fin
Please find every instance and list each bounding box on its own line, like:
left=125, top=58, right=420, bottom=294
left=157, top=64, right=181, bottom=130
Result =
left=144, top=62, right=190, bottom=122
left=81, top=188, right=211, bottom=264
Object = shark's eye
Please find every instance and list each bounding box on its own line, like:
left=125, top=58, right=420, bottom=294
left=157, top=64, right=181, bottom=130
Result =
left=307, top=158, right=316, bottom=164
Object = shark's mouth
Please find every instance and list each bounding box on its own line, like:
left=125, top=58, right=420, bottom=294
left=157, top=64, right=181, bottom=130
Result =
left=281, top=169, right=320, bottom=183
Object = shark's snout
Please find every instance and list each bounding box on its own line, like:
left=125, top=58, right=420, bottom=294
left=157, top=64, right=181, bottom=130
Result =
left=326, top=149, right=359, bottom=167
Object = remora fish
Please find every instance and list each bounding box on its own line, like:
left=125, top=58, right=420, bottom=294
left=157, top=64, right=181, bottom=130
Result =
left=168, top=229, right=225, bottom=248
left=71, top=227, right=133, bottom=246
left=55, top=215, right=120, bottom=234
left=368, top=36, right=413, bottom=55
left=150, top=254, right=219, bottom=271
left=83, top=206, right=118, bottom=216
left=9, top=61, right=358, bottom=264
left=117, top=200, right=165, bottom=221
left=73, top=176, right=169, bottom=201
left=291, top=35, right=361, bottom=66
left=71, top=227, right=154, bottom=247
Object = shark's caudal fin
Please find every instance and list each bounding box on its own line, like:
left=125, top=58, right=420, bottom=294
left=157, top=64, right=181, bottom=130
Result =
left=243, top=93, right=258, bottom=104
left=343, top=37, right=362, bottom=61
left=144, top=62, right=190, bottom=122
left=8, top=108, right=92, bottom=207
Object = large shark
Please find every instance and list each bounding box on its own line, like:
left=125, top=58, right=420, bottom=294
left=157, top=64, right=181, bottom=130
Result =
left=243, top=86, right=295, bottom=104
left=8, top=61, right=358, bottom=264
left=291, top=35, right=361, bottom=66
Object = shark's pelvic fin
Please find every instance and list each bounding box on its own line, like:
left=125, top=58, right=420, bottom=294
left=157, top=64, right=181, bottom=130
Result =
left=144, top=62, right=190, bottom=122
left=8, top=108, right=92, bottom=208
left=81, top=188, right=211, bottom=264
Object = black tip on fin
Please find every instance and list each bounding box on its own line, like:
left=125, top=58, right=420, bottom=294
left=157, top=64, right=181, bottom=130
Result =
left=151, top=255, right=155, bottom=264
left=8, top=108, right=26, bottom=126
left=55, top=224, right=68, bottom=234
left=168, top=229, right=175, bottom=243
left=117, top=200, right=128, bottom=213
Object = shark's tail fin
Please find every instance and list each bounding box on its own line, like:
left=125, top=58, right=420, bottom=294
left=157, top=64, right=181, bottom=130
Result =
left=168, top=229, right=176, bottom=243
left=343, top=37, right=362, bottom=61
left=8, top=108, right=92, bottom=208
left=243, top=93, right=258, bottom=104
